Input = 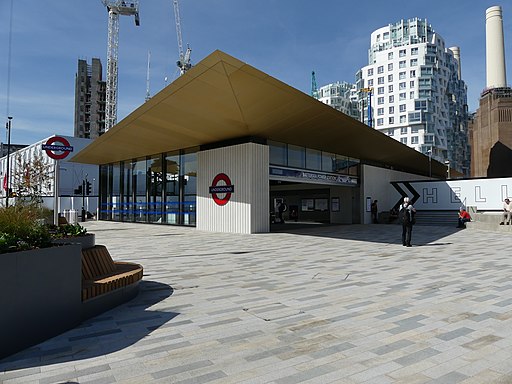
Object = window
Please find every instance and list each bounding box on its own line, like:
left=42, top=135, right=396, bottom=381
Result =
left=399, top=72, right=406, bottom=80
left=378, top=76, right=384, bottom=84
left=415, top=100, right=428, bottom=110
left=378, top=97, right=384, bottom=104
left=399, top=92, right=406, bottom=100
left=389, top=117, right=395, bottom=124
left=306, top=148, right=322, bottom=171
left=388, top=74, right=393, bottom=82
left=410, top=59, right=418, bottom=66
left=410, top=91, right=415, bottom=99
left=389, top=95, right=394, bottom=103
left=399, top=60, right=406, bottom=68
left=389, top=106, right=395, bottom=114
left=388, top=84, right=394, bottom=92
left=288, top=144, right=305, bottom=168
left=410, top=80, right=415, bottom=88
left=400, top=137, right=408, bottom=144
left=400, top=115, right=406, bottom=123
left=378, top=107, right=384, bottom=115
left=399, top=49, right=406, bottom=57
left=378, top=87, right=384, bottom=94
left=411, top=47, right=418, bottom=55
left=409, top=112, right=421, bottom=122
left=411, top=126, right=419, bottom=133
left=411, top=136, right=419, bottom=144
left=410, top=70, right=416, bottom=78
left=399, top=104, right=406, bottom=112
left=368, top=68, right=373, bottom=76
left=377, top=66, right=384, bottom=74
left=388, top=129, right=394, bottom=136
left=368, top=79, right=374, bottom=86
left=399, top=82, right=406, bottom=90
left=384, top=32, right=390, bottom=40
left=401, top=127, right=408, bottom=134
left=388, top=63, right=393, bottom=71
left=388, top=52, right=393, bottom=59
left=377, top=118, right=384, bottom=126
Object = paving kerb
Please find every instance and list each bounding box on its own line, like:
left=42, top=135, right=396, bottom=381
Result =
left=2, top=221, right=512, bottom=383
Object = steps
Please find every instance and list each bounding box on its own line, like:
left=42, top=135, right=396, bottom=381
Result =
left=466, top=212, right=512, bottom=233
left=414, top=210, right=456, bottom=227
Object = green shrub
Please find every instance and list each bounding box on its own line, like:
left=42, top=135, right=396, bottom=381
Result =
left=0, top=204, right=53, bottom=254
left=49, top=223, right=88, bottom=238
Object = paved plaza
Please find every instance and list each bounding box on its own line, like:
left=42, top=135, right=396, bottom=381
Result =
left=2, top=222, right=512, bottom=383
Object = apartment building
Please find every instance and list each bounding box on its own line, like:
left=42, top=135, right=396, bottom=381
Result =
left=317, top=82, right=360, bottom=121
left=356, top=18, right=470, bottom=176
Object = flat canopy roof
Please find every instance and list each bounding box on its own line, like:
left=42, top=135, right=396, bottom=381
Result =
left=72, top=50, right=445, bottom=178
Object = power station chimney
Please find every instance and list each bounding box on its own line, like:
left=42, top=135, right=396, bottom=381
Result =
left=486, top=5, right=507, bottom=89
left=449, top=46, right=461, bottom=80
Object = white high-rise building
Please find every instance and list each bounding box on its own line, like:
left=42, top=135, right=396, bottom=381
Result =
left=356, top=18, right=470, bottom=175
left=317, top=82, right=360, bottom=120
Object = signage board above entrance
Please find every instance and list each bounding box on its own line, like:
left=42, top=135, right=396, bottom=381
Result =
left=269, top=166, right=358, bottom=186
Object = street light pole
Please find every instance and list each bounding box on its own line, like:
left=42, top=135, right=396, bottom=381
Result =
left=5, top=116, right=12, bottom=207
left=427, top=149, right=432, bottom=178
left=444, top=160, right=451, bottom=179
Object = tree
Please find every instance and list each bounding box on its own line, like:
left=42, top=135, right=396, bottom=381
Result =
left=11, top=153, right=52, bottom=206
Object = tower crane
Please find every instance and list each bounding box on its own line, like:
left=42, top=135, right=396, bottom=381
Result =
left=100, top=0, right=140, bottom=131
left=173, top=0, right=192, bottom=75
left=311, top=71, right=319, bottom=99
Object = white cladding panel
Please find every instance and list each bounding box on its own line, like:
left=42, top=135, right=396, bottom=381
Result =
left=197, top=143, right=269, bottom=234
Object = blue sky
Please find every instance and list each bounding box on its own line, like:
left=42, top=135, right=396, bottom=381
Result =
left=0, top=0, right=511, bottom=145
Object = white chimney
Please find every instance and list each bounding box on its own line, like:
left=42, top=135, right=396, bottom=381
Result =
left=449, top=46, right=461, bottom=80
left=486, top=5, right=507, bottom=89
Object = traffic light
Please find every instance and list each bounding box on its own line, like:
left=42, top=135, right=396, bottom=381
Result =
left=86, top=181, right=92, bottom=195
left=74, top=185, right=83, bottom=195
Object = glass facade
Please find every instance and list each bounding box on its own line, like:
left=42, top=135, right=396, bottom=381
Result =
left=269, top=140, right=360, bottom=177
left=99, top=149, right=197, bottom=226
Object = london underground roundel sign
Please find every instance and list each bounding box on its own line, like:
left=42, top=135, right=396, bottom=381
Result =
left=209, top=173, right=234, bottom=206
left=42, top=136, right=74, bottom=160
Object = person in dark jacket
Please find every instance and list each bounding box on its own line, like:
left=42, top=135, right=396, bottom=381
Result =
left=399, top=197, right=416, bottom=247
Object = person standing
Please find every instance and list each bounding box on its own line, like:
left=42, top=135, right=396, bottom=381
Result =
left=500, top=198, right=512, bottom=225
left=371, top=200, right=379, bottom=224
left=277, top=200, right=287, bottom=224
left=399, top=197, right=416, bottom=247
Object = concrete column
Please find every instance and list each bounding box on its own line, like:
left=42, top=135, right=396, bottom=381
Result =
left=197, top=142, right=269, bottom=234
left=486, top=6, right=507, bottom=89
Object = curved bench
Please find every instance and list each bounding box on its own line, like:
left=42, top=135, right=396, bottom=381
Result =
left=81, top=245, right=143, bottom=302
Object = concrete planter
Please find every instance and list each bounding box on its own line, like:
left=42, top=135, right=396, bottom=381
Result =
left=52, top=233, right=95, bottom=249
left=0, top=244, right=82, bottom=359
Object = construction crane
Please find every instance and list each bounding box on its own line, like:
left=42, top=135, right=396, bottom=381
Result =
left=311, top=71, right=319, bottom=99
left=101, top=0, right=140, bottom=131
left=173, top=0, right=192, bottom=75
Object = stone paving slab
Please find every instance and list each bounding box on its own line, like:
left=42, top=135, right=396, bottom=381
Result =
left=2, top=222, right=512, bottom=383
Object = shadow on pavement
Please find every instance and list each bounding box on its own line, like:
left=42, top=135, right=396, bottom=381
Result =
left=270, top=222, right=461, bottom=246
left=0, top=280, right=177, bottom=372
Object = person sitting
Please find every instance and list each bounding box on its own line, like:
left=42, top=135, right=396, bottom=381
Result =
left=457, top=207, right=471, bottom=228
left=500, top=198, right=512, bottom=225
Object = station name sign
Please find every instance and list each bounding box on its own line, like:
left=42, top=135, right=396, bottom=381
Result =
left=269, top=166, right=358, bottom=186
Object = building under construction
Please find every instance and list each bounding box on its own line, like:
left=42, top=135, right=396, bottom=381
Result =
left=470, top=6, right=512, bottom=177
left=74, top=58, right=106, bottom=139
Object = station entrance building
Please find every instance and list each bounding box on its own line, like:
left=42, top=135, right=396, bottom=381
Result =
left=73, top=50, right=447, bottom=234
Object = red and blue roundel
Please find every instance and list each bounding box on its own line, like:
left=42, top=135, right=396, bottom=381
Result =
left=209, top=173, right=234, bottom=206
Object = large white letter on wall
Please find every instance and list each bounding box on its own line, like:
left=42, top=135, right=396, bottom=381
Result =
left=197, top=143, right=269, bottom=234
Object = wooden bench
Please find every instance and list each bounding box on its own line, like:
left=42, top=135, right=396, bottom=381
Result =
left=81, top=245, right=143, bottom=301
